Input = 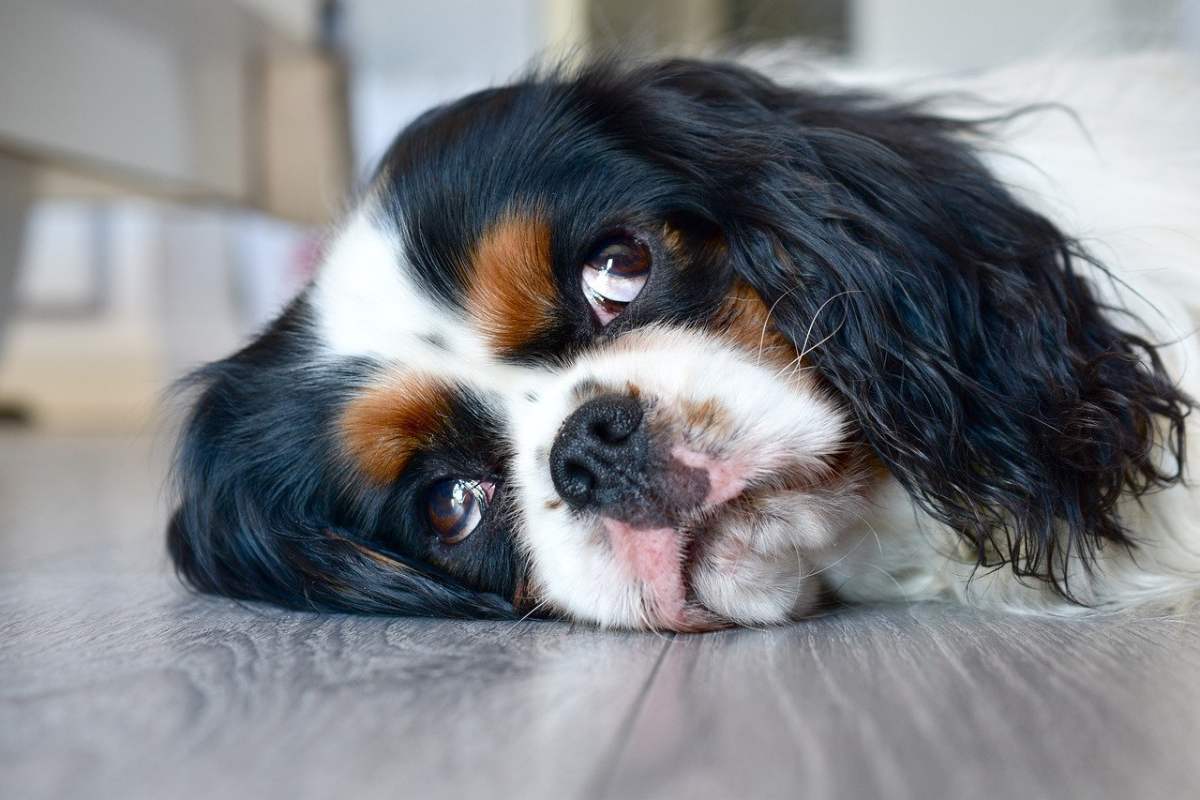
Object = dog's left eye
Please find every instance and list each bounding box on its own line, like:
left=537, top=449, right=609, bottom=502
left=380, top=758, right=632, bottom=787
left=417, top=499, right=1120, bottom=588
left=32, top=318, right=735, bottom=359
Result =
left=581, top=234, right=651, bottom=325
left=426, top=478, right=493, bottom=544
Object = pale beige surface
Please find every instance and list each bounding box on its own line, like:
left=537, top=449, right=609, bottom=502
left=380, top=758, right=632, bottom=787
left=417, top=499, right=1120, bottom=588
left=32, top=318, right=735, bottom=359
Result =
left=2, top=431, right=1199, bottom=800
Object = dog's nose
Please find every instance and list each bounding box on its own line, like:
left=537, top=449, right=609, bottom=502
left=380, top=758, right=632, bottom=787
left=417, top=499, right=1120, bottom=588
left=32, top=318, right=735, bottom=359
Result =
left=549, top=394, right=648, bottom=512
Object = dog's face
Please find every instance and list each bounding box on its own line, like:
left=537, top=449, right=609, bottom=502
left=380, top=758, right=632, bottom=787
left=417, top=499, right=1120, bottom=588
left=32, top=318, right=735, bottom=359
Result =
left=308, top=78, right=867, bottom=628
left=169, top=61, right=1189, bottom=629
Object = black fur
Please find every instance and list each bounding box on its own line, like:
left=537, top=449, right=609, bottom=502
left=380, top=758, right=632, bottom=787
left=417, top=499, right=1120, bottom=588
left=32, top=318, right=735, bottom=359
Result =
left=168, top=58, right=1192, bottom=615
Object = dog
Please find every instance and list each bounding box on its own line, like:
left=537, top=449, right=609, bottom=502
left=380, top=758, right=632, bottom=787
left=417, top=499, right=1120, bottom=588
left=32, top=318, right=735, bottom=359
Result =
left=168, top=55, right=1200, bottom=630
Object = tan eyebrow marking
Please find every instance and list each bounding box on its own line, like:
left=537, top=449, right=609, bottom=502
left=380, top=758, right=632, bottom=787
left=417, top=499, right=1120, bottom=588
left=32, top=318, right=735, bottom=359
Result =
left=466, top=212, right=557, bottom=354
left=339, top=372, right=453, bottom=484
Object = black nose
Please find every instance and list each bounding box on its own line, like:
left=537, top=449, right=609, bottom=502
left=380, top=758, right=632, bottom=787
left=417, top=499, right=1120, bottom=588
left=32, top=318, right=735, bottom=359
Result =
left=549, top=394, right=648, bottom=512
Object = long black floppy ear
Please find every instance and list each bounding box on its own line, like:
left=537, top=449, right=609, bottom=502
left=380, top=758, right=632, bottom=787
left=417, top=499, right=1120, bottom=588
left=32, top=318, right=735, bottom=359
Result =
left=587, top=59, right=1193, bottom=598
left=166, top=300, right=515, bottom=619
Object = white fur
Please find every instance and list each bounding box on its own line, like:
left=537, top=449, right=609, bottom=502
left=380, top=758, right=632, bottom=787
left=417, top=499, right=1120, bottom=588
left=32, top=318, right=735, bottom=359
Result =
left=314, top=214, right=478, bottom=365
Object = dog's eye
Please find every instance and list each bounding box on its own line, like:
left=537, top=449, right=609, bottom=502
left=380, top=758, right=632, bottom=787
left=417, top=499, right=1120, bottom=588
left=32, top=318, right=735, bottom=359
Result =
left=427, top=478, right=493, bottom=544
left=581, top=234, right=651, bottom=325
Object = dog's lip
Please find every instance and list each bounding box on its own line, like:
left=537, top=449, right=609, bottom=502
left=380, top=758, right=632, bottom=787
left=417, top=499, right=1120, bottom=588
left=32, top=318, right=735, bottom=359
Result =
left=599, top=514, right=729, bottom=632
left=593, top=445, right=749, bottom=530
left=595, top=443, right=846, bottom=631
left=593, top=447, right=749, bottom=631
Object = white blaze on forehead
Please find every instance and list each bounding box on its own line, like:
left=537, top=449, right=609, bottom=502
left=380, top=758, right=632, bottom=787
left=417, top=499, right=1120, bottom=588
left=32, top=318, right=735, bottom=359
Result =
left=310, top=211, right=548, bottom=399
left=312, top=213, right=485, bottom=364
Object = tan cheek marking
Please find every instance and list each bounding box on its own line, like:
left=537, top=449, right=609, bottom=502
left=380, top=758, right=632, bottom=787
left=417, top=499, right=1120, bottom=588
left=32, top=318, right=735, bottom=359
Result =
left=512, top=576, right=544, bottom=614
left=467, top=213, right=556, bottom=354
left=659, top=222, right=687, bottom=257
left=680, top=397, right=731, bottom=437
left=340, top=374, right=452, bottom=485
left=716, top=280, right=800, bottom=373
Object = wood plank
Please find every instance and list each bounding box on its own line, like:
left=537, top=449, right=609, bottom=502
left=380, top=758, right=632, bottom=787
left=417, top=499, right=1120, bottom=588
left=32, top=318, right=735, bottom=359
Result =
left=0, top=572, right=669, bottom=800
left=0, top=433, right=169, bottom=570
left=604, top=603, right=1200, bottom=800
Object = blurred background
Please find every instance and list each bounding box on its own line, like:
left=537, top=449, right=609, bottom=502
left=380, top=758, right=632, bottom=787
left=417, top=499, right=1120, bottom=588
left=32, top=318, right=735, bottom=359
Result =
left=1, top=0, right=1198, bottom=440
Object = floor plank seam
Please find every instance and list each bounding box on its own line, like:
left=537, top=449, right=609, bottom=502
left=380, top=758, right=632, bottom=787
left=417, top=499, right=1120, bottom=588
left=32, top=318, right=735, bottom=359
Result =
left=582, top=632, right=675, bottom=800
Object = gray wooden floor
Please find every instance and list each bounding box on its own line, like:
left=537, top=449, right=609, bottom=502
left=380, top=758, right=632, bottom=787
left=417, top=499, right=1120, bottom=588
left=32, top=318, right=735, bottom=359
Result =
left=3, top=431, right=1200, bottom=800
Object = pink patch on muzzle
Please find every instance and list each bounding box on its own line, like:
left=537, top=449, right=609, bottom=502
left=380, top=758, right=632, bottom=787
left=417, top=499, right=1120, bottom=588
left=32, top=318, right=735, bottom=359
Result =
left=670, top=446, right=748, bottom=508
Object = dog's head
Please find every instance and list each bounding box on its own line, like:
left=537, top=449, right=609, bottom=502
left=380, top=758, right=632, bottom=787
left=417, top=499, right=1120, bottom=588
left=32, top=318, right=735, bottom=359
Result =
left=168, top=60, right=1190, bottom=630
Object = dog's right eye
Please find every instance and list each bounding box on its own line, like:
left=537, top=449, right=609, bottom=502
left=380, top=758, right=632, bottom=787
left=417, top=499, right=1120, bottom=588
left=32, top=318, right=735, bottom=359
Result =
left=426, top=478, right=493, bottom=544
left=581, top=234, right=651, bottom=325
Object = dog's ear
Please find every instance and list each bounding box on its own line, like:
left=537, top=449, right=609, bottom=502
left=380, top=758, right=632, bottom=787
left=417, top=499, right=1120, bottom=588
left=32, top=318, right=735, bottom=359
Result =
left=599, top=60, right=1193, bottom=597
left=166, top=307, right=514, bottom=618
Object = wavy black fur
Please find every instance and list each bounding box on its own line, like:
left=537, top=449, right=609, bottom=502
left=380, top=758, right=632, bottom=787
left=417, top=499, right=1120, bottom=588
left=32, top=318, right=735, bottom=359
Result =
left=584, top=60, right=1191, bottom=597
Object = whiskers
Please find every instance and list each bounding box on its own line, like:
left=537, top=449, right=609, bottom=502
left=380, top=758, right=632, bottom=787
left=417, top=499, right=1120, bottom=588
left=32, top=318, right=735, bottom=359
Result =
left=515, top=596, right=550, bottom=624
left=757, top=288, right=861, bottom=382
left=755, top=283, right=805, bottom=367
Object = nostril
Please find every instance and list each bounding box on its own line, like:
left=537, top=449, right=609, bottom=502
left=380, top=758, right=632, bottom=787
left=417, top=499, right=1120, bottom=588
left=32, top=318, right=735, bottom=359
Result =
left=584, top=396, right=642, bottom=445
left=589, top=418, right=628, bottom=445
left=551, top=449, right=601, bottom=508
left=561, top=459, right=596, bottom=501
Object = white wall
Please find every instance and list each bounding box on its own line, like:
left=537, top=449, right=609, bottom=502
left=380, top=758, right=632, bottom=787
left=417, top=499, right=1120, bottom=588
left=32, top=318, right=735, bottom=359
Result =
left=343, top=0, right=557, bottom=174
left=852, top=0, right=1197, bottom=73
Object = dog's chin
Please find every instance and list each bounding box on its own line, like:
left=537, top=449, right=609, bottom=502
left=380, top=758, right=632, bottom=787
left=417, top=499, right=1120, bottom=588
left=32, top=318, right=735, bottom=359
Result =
left=511, top=325, right=865, bottom=632
left=595, top=484, right=856, bottom=632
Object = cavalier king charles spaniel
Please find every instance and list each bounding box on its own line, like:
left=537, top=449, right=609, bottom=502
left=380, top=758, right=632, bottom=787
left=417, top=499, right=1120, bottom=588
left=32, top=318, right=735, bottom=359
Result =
left=168, top=56, right=1200, bottom=630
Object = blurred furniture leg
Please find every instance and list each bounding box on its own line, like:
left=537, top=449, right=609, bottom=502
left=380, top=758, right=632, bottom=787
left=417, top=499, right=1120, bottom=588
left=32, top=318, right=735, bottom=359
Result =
left=0, top=154, right=34, bottom=357
left=0, top=154, right=34, bottom=423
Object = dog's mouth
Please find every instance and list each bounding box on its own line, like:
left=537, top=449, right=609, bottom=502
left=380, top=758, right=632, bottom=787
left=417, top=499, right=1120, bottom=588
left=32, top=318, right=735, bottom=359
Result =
left=594, top=446, right=740, bottom=632
left=593, top=441, right=839, bottom=632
